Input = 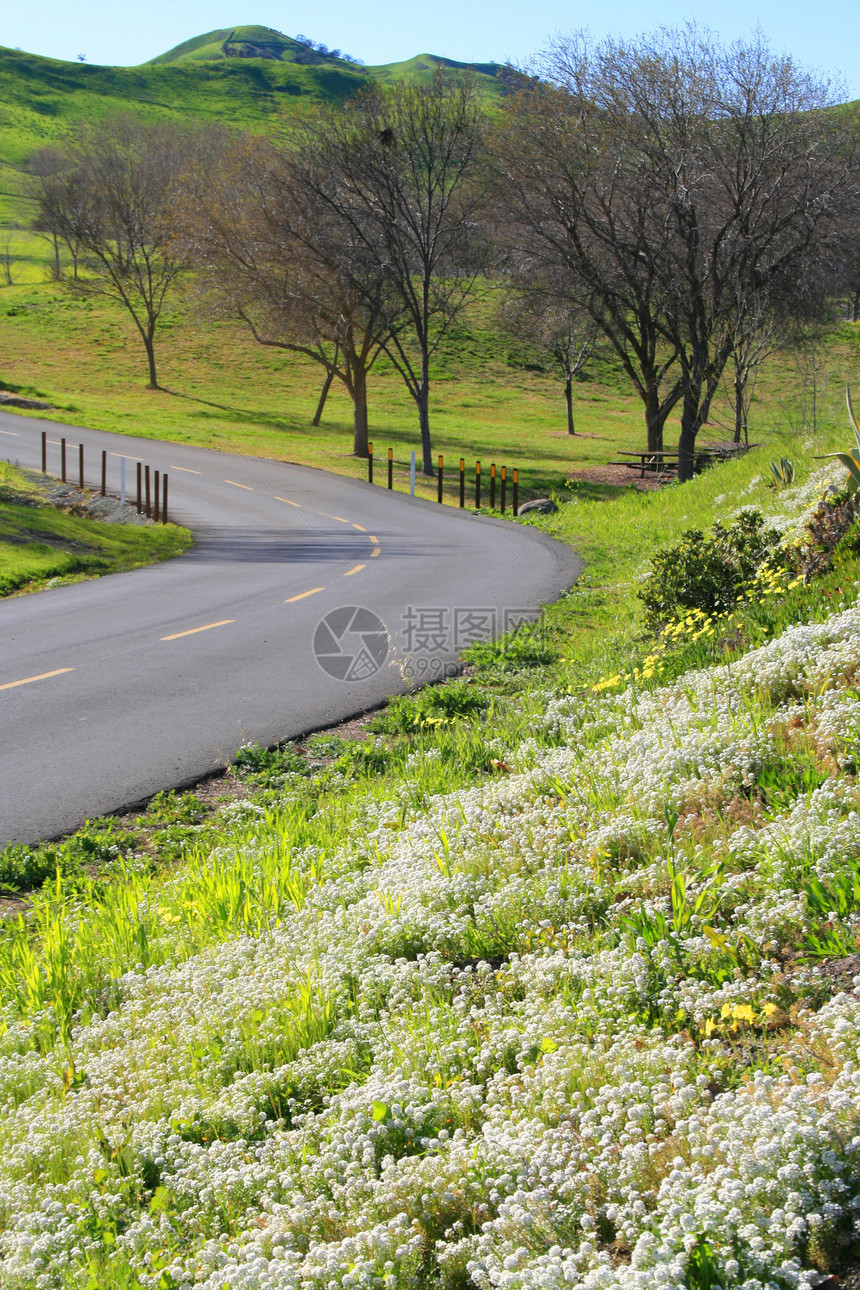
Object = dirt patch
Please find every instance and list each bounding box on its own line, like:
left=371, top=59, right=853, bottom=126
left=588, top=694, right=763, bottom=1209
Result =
left=815, top=953, right=860, bottom=995
left=567, top=463, right=669, bottom=492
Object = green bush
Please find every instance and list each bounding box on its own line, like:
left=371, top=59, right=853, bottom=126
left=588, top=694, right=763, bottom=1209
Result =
left=464, top=628, right=556, bottom=672
left=233, top=742, right=307, bottom=784
left=0, top=818, right=139, bottom=893
left=145, top=790, right=206, bottom=826
left=0, top=844, right=59, bottom=892
left=372, top=681, right=489, bottom=734
left=639, top=510, right=784, bottom=631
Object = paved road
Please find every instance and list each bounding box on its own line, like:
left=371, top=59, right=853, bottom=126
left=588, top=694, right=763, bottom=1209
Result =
left=0, top=413, right=580, bottom=845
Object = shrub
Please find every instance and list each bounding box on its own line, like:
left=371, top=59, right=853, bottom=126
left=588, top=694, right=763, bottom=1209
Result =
left=639, top=509, right=784, bottom=631
left=372, top=681, right=489, bottom=734
left=464, top=627, right=556, bottom=672
left=233, top=742, right=307, bottom=783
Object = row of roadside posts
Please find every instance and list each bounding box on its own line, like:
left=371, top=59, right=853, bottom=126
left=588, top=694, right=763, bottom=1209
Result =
left=367, top=444, right=519, bottom=516
left=40, top=431, right=170, bottom=523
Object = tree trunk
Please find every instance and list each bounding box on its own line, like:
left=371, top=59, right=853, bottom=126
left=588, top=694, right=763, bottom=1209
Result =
left=644, top=387, right=667, bottom=454
left=678, top=389, right=699, bottom=483
left=852, top=289, right=860, bottom=325
left=51, top=233, right=61, bottom=282
left=565, top=374, right=575, bottom=435
left=733, top=370, right=745, bottom=445
left=418, top=347, right=434, bottom=475
left=312, top=366, right=337, bottom=427
left=352, top=365, right=369, bottom=457
left=418, top=387, right=433, bottom=475
left=144, top=329, right=159, bottom=390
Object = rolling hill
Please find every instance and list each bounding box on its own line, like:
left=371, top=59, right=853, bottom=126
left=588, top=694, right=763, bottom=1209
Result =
left=0, top=25, right=507, bottom=225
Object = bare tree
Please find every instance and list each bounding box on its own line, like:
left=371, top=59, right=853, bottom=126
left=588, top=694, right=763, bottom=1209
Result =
left=496, top=70, right=686, bottom=456
left=502, top=293, right=596, bottom=435
left=30, top=116, right=191, bottom=388
left=293, top=71, right=492, bottom=474
left=28, top=147, right=82, bottom=280
left=0, top=232, right=17, bottom=287
left=728, top=312, right=783, bottom=446
left=498, top=28, right=855, bottom=479
left=179, top=134, right=401, bottom=456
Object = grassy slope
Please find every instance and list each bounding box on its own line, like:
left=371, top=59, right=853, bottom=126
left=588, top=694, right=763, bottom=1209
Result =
left=0, top=33, right=505, bottom=226
left=0, top=461, right=191, bottom=594
left=1, top=427, right=860, bottom=1286
left=3, top=278, right=859, bottom=507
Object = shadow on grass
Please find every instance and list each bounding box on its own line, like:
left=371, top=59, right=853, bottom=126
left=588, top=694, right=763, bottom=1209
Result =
left=164, top=387, right=331, bottom=438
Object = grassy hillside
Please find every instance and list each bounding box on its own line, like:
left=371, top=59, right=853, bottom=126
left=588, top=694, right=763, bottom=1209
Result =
left=0, top=40, right=365, bottom=162
left=148, top=25, right=320, bottom=65
left=0, top=27, right=506, bottom=225
left=1, top=424, right=860, bottom=1286
left=0, top=461, right=190, bottom=594
left=3, top=279, right=859, bottom=509
left=366, top=51, right=507, bottom=90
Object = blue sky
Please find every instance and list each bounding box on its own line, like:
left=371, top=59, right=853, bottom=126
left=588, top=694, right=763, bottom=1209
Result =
left=4, top=0, right=860, bottom=99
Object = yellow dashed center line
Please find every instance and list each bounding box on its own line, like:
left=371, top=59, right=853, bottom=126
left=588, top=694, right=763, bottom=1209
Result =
left=170, top=466, right=201, bottom=474
left=109, top=451, right=143, bottom=461
left=225, top=479, right=254, bottom=491
left=352, top=523, right=367, bottom=532
left=285, top=587, right=324, bottom=602
left=274, top=496, right=301, bottom=507
left=0, top=429, right=18, bottom=436
left=0, top=667, right=74, bottom=692
left=369, top=535, right=379, bottom=544
left=344, top=564, right=366, bottom=576
left=370, top=547, right=381, bottom=557
left=161, top=619, right=235, bottom=641
left=318, top=512, right=349, bottom=523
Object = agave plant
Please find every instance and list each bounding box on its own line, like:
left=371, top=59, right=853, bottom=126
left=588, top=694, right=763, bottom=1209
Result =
left=817, top=384, right=860, bottom=492
left=770, top=457, right=796, bottom=487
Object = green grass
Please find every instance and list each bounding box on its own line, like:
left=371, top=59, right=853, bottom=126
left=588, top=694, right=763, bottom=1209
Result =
left=0, top=364, right=858, bottom=1285
left=0, top=461, right=191, bottom=595
left=3, top=279, right=858, bottom=510
left=0, top=33, right=504, bottom=227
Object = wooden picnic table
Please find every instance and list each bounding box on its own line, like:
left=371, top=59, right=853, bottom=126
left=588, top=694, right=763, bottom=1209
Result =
left=609, top=443, right=750, bottom=478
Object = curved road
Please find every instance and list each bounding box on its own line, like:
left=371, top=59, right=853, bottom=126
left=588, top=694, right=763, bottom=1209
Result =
left=0, top=413, right=580, bottom=845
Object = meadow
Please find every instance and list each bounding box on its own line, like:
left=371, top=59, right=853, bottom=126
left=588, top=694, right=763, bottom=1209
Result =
left=0, top=336, right=859, bottom=1284
left=3, top=267, right=860, bottom=508
left=3, top=34, right=860, bottom=1289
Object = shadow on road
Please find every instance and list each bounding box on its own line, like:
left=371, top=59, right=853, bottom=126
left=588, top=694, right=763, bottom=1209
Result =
left=183, top=528, right=442, bottom=563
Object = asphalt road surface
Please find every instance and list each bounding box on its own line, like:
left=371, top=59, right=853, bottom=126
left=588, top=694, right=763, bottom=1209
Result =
left=0, top=412, right=581, bottom=845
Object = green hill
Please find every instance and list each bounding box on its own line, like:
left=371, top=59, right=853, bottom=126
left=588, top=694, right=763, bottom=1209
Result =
left=0, top=39, right=366, bottom=168
left=0, top=26, right=507, bottom=225
left=149, top=25, right=306, bottom=64
left=366, top=51, right=507, bottom=88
